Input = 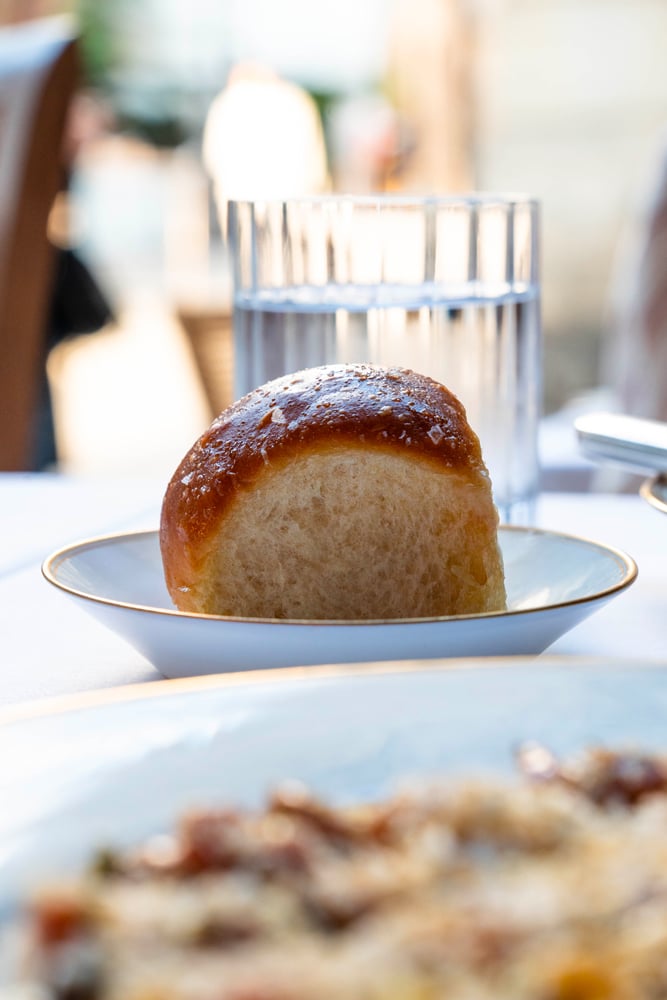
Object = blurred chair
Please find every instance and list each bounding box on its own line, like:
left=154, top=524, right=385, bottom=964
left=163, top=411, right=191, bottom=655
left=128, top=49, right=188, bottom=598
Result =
left=0, top=17, right=79, bottom=470
left=177, top=306, right=234, bottom=418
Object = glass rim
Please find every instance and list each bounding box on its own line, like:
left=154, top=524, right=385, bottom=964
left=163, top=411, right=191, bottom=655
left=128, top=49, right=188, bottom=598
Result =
left=227, top=192, right=539, bottom=210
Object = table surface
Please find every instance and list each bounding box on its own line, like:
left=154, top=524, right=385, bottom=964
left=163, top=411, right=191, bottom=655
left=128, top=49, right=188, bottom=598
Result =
left=1, top=473, right=665, bottom=709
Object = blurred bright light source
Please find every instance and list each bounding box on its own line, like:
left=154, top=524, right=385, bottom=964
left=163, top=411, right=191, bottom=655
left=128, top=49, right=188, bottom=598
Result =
left=203, top=62, right=329, bottom=204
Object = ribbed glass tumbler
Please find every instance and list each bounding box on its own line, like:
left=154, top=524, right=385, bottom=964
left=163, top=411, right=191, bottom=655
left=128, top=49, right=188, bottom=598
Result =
left=227, top=195, right=541, bottom=523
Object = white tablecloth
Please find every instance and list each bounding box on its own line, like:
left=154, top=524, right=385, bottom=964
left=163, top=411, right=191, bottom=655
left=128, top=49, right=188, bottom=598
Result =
left=0, top=474, right=665, bottom=708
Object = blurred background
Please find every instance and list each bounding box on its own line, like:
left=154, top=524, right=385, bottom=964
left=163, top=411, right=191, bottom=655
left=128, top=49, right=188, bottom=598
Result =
left=3, top=0, right=667, bottom=477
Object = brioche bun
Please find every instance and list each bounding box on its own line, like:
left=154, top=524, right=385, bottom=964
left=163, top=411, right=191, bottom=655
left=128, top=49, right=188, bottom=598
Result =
left=160, top=364, right=506, bottom=620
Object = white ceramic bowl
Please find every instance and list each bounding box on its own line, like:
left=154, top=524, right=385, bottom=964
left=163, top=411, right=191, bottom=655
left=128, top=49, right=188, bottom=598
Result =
left=41, top=526, right=637, bottom=677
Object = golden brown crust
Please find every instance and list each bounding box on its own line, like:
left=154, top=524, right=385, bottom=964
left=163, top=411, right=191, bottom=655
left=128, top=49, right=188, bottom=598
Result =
left=162, top=364, right=484, bottom=541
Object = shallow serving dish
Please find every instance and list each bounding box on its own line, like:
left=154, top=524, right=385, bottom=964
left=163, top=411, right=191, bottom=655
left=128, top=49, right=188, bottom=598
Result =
left=641, top=473, right=667, bottom=514
left=41, top=527, right=637, bottom=677
left=1, top=655, right=666, bottom=916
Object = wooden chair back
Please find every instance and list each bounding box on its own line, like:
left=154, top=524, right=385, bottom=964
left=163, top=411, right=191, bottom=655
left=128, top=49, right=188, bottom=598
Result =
left=0, top=17, right=78, bottom=470
left=177, top=306, right=235, bottom=419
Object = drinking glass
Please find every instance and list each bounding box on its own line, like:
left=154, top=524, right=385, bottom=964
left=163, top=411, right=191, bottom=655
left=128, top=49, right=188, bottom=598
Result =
left=227, top=195, right=541, bottom=523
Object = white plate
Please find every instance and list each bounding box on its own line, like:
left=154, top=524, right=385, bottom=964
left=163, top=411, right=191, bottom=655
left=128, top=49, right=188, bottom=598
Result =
left=41, top=526, right=637, bottom=678
left=1, top=656, right=666, bottom=917
left=641, top=473, right=667, bottom=514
